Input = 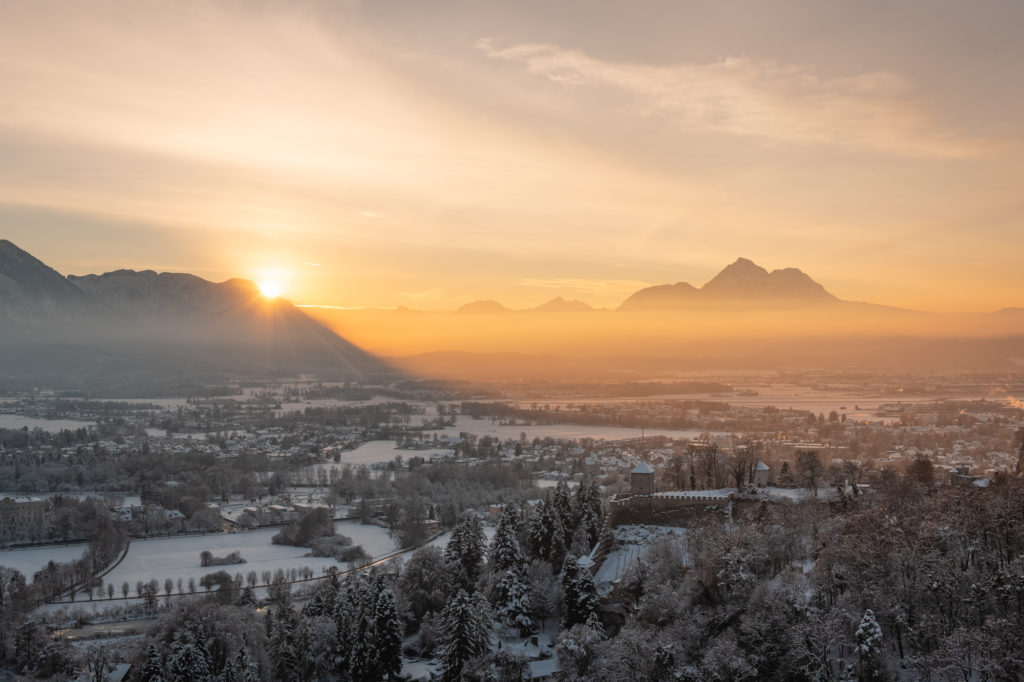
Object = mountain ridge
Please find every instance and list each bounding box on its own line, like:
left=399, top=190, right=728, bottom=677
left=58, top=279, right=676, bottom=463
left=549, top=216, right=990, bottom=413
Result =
left=619, top=257, right=838, bottom=311
left=0, top=241, right=393, bottom=390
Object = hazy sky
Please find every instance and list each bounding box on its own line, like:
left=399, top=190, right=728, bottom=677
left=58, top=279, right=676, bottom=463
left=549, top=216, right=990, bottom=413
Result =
left=1, top=0, right=1022, bottom=311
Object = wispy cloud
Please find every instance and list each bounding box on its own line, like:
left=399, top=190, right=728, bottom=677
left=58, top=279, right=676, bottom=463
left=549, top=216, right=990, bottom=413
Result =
left=477, top=39, right=985, bottom=158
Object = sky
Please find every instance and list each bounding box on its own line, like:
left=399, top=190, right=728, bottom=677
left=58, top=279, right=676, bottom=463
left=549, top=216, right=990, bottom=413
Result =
left=1, top=0, right=1022, bottom=312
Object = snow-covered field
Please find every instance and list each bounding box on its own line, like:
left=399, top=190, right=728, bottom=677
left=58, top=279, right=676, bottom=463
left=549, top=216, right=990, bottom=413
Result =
left=35, top=521, right=397, bottom=616
left=305, top=440, right=454, bottom=473
left=100, top=521, right=396, bottom=590
left=594, top=525, right=687, bottom=593
left=0, top=543, right=90, bottom=576
left=758, top=486, right=839, bottom=503
left=0, top=415, right=96, bottom=432
left=428, top=416, right=711, bottom=443
left=0, top=492, right=141, bottom=506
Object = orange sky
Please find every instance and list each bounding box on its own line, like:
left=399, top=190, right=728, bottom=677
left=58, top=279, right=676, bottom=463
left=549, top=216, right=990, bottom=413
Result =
left=1, top=1, right=1023, bottom=313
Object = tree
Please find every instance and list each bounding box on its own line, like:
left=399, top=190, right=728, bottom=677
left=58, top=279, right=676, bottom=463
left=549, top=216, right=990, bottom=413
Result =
left=84, top=645, right=113, bottom=682
left=777, top=461, right=793, bottom=485
left=138, top=643, right=165, bottom=682
left=438, top=590, right=492, bottom=682
left=574, top=482, right=603, bottom=550
left=729, top=447, right=754, bottom=490
left=527, top=499, right=566, bottom=568
left=797, top=451, right=822, bottom=497
left=489, top=504, right=526, bottom=574
left=557, top=622, right=604, bottom=679
left=445, top=511, right=487, bottom=589
left=908, top=454, right=935, bottom=488
left=223, top=646, right=258, bottom=682
left=561, top=555, right=598, bottom=629
left=267, top=603, right=302, bottom=682
left=495, top=569, right=534, bottom=635
left=855, top=609, right=883, bottom=681
left=1015, top=427, right=1024, bottom=476
left=400, top=546, right=452, bottom=626
left=166, top=640, right=210, bottom=682
left=374, top=588, right=402, bottom=680
left=553, top=482, right=576, bottom=546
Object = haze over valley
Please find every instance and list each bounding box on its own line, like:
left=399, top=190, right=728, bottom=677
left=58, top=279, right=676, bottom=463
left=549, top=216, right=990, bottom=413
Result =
left=3, top=2, right=1024, bottom=681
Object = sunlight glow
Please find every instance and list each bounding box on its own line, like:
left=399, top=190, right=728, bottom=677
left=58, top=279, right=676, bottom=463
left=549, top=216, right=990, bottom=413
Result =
left=259, top=280, right=283, bottom=299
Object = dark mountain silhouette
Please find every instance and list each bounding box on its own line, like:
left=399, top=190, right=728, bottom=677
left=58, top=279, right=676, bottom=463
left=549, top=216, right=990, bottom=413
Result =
left=700, top=257, right=836, bottom=300
left=619, top=257, right=838, bottom=311
left=0, top=239, right=102, bottom=324
left=615, top=282, right=700, bottom=311
left=0, top=241, right=393, bottom=392
left=530, top=297, right=594, bottom=313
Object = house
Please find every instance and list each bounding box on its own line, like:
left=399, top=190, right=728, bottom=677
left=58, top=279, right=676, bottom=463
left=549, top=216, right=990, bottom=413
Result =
left=0, top=496, right=46, bottom=527
left=753, top=461, right=771, bottom=487
left=630, top=461, right=654, bottom=495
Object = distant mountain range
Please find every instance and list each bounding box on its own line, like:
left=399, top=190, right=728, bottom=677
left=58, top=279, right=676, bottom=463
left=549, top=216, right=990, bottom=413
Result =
left=452, top=258, right=851, bottom=313
left=0, top=240, right=392, bottom=392
left=617, top=257, right=838, bottom=311
left=456, top=296, right=595, bottom=314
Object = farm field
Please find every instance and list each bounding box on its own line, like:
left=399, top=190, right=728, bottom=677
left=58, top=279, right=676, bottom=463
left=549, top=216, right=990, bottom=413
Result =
left=35, top=521, right=398, bottom=616
left=0, top=543, right=90, bottom=576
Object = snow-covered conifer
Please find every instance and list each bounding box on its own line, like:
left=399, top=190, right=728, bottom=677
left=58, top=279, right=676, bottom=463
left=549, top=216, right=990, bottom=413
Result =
left=166, top=640, right=210, bottom=682
left=374, top=588, right=403, bottom=680
left=445, top=511, right=487, bottom=588
left=528, top=499, right=567, bottom=567
left=495, top=569, right=535, bottom=635
left=138, top=643, right=165, bottom=682
left=438, top=589, right=492, bottom=682
left=489, top=503, right=525, bottom=574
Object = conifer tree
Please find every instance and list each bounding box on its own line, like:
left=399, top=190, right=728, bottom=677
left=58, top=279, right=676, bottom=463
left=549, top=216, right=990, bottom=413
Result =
left=166, top=640, right=210, bottom=682
left=268, top=603, right=301, bottom=682
left=374, top=588, right=403, bottom=680
left=439, top=589, right=492, bottom=682
left=138, top=643, right=165, bottom=682
left=561, top=555, right=581, bottom=629
left=528, top=499, right=567, bottom=568
left=495, top=569, right=534, bottom=635
left=489, top=503, right=526, bottom=574
left=223, top=646, right=258, bottom=682
left=445, top=511, right=487, bottom=589
left=855, top=608, right=883, bottom=681
left=561, top=555, right=598, bottom=629
left=553, top=482, right=576, bottom=545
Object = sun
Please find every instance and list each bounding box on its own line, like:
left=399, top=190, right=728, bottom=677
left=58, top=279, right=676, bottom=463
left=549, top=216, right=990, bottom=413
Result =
left=259, top=280, right=283, bottom=299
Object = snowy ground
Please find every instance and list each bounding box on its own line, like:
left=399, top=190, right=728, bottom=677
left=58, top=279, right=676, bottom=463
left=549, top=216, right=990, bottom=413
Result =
left=35, top=521, right=397, bottom=616
left=594, top=525, right=688, bottom=594
left=426, top=416, right=713, bottom=443
left=652, top=488, right=734, bottom=499
left=534, top=478, right=579, bottom=489
left=401, top=620, right=560, bottom=681
left=756, top=486, right=840, bottom=503
left=304, top=440, right=455, bottom=474
left=0, top=543, right=90, bottom=576
left=0, top=492, right=141, bottom=506
left=0, top=415, right=96, bottom=432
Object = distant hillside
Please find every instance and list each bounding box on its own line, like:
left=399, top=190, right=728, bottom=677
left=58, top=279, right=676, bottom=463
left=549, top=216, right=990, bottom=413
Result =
left=531, top=297, right=594, bottom=313
left=619, top=257, right=838, bottom=311
left=0, top=241, right=394, bottom=392
left=0, top=239, right=102, bottom=325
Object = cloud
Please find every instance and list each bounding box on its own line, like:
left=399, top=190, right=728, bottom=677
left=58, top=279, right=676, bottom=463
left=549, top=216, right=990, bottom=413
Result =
left=477, top=39, right=985, bottom=158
